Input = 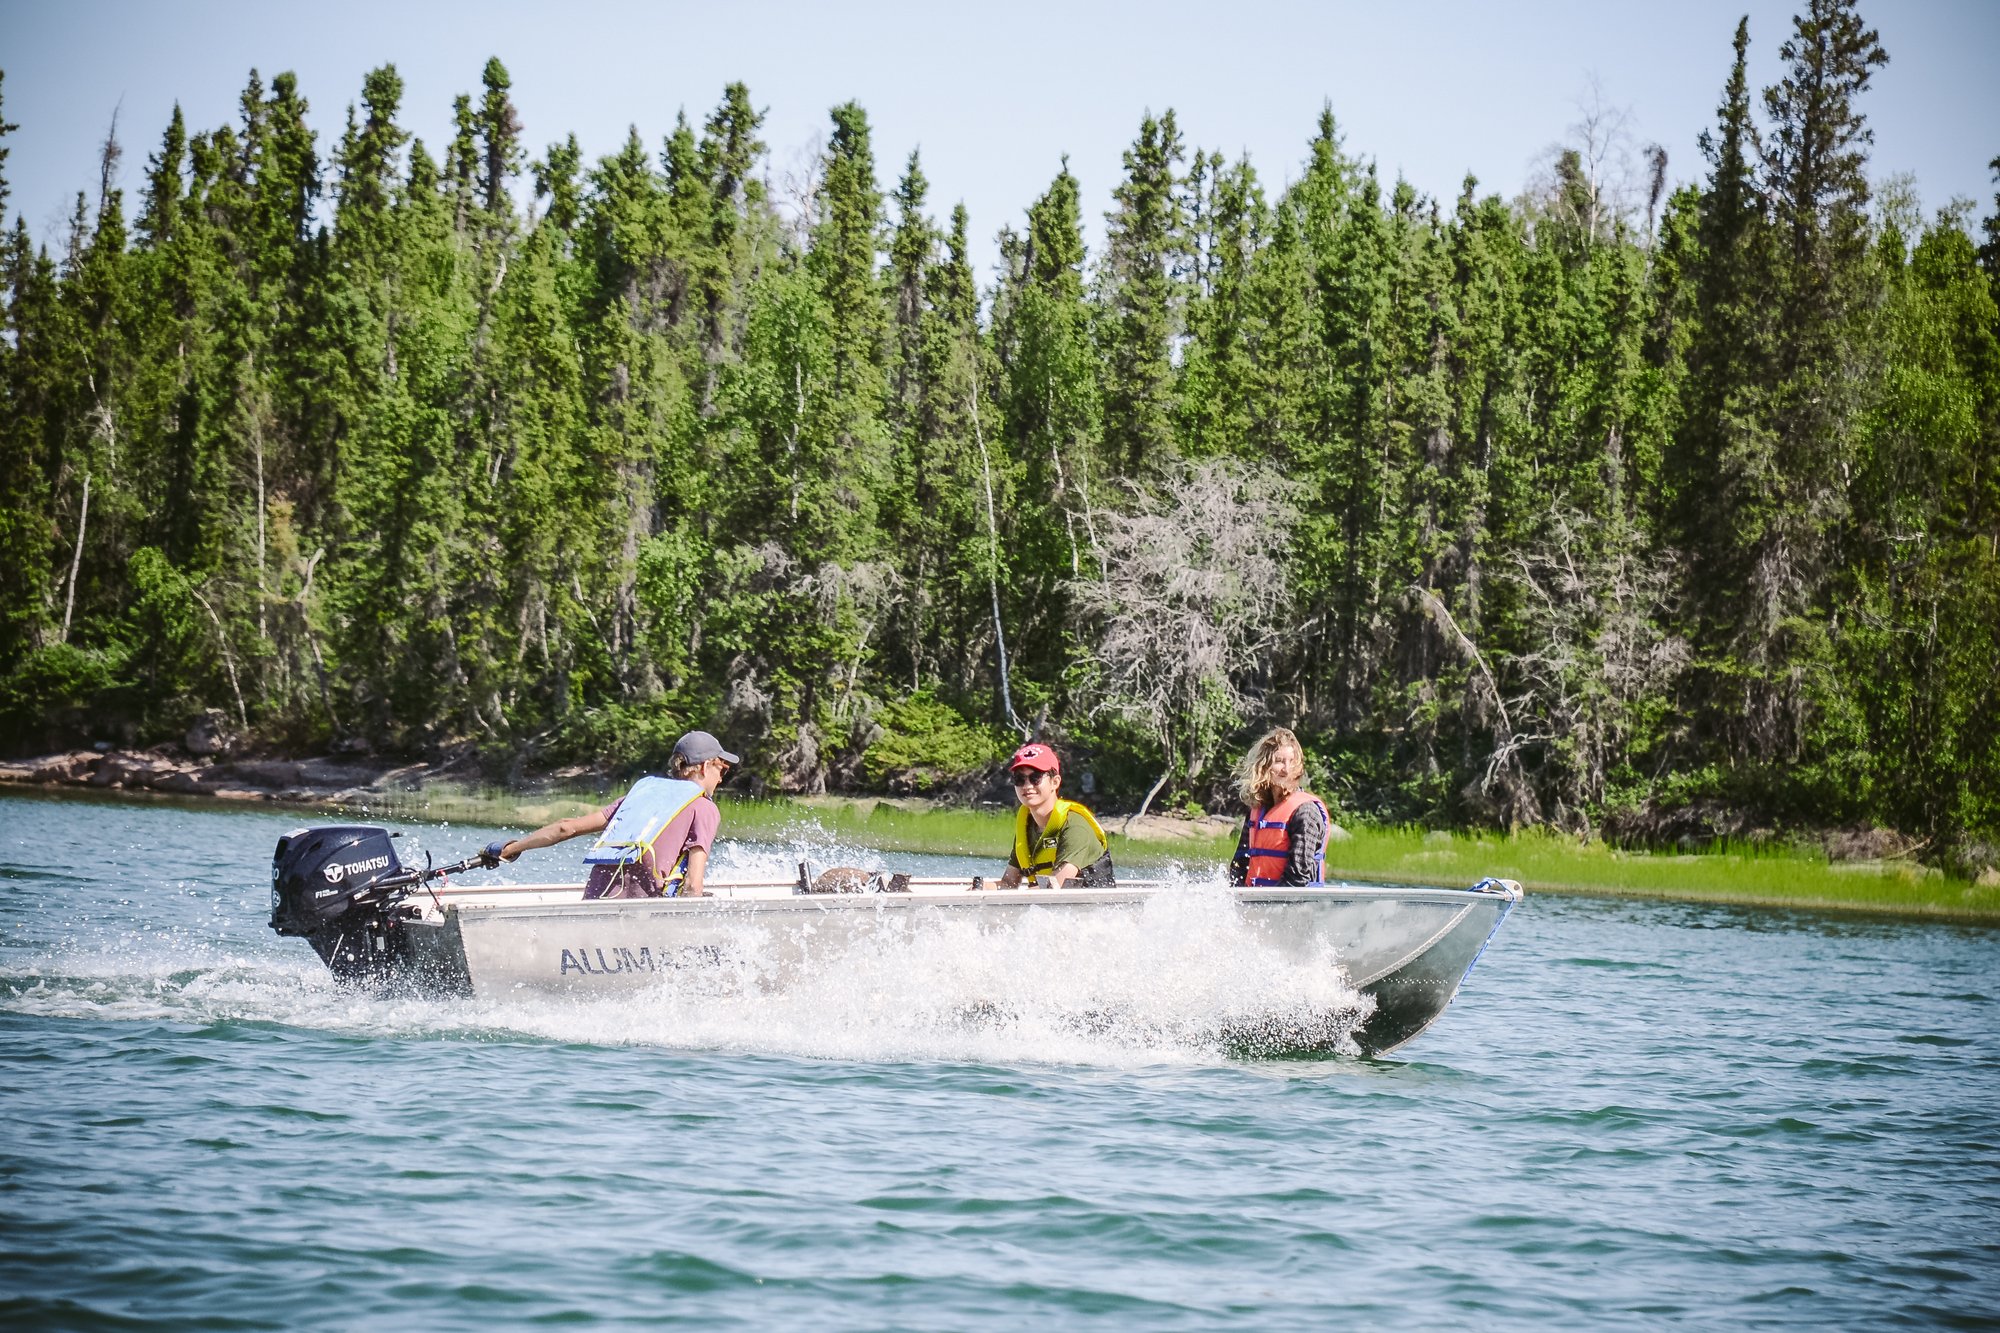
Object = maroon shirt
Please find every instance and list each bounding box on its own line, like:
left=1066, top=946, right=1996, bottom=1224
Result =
left=580, top=794, right=721, bottom=898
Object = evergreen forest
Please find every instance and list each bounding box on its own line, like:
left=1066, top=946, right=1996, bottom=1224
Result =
left=2, top=0, right=1996, bottom=867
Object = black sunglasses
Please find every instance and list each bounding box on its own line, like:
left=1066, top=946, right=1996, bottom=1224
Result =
left=1011, top=771, right=1050, bottom=787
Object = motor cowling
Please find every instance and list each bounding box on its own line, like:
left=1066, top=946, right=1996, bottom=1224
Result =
left=271, top=825, right=408, bottom=937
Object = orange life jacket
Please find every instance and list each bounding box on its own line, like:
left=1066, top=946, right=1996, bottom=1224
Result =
left=1243, top=790, right=1328, bottom=886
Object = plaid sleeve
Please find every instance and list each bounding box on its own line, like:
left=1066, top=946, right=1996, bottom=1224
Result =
left=1285, top=802, right=1327, bottom=885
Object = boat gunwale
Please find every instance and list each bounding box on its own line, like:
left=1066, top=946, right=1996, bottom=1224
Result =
left=418, top=881, right=1520, bottom=921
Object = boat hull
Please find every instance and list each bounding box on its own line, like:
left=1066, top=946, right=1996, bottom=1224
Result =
left=372, top=881, right=1519, bottom=1056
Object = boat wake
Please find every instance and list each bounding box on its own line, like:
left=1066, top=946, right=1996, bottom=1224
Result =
left=0, top=867, right=1372, bottom=1066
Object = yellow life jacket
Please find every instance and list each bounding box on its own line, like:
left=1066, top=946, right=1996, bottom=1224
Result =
left=1013, top=798, right=1108, bottom=886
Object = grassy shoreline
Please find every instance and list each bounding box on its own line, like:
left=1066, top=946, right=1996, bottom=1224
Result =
left=10, top=780, right=1998, bottom=924
left=733, top=797, right=1999, bottom=923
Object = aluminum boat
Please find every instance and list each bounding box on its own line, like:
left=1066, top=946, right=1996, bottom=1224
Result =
left=269, top=825, right=1522, bottom=1055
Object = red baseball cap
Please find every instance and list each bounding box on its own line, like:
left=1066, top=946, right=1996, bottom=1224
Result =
left=1008, top=743, right=1060, bottom=774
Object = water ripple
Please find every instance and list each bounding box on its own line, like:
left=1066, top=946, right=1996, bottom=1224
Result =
left=2, top=795, right=1998, bottom=1329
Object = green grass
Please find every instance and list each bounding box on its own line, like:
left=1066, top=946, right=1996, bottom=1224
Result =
left=1311, top=825, right=2000, bottom=922
left=197, top=780, right=2000, bottom=924
left=719, top=798, right=1998, bottom=920
left=754, top=803, right=1997, bottom=921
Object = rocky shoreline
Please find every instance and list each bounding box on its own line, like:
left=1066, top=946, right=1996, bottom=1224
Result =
left=0, top=746, right=458, bottom=807
left=5, top=744, right=1982, bottom=882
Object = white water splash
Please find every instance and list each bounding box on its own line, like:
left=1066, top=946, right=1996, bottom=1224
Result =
left=478, top=884, right=1373, bottom=1065
left=1, top=821, right=1366, bottom=1066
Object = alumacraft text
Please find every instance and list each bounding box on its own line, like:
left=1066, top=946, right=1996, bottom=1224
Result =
left=558, top=944, right=723, bottom=976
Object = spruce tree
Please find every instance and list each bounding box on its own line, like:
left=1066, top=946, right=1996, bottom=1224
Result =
left=477, top=58, right=523, bottom=235
left=998, top=157, right=1103, bottom=666
left=1099, top=110, right=1186, bottom=477
left=1178, top=153, right=1264, bottom=460
left=1978, top=156, right=2000, bottom=297
left=1763, top=0, right=1888, bottom=344
left=1295, top=115, right=1395, bottom=730
left=1664, top=18, right=1775, bottom=773
left=799, top=100, right=889, bottom=559
left=0, top=73, right=56, bottom=669
left=1238, top=192, right=1322, bottom=474
left=249, top=74, right=318, bottom=286
left=884, top=150, right=934, bottom=566
left=132, top=102, right=227, bottom=575
left=0, top=70, right=14, bottom=223
left=813, top=103, right=888, bottom=395
left=137, top=105, right=187, bottom=248
left=445, top=94, right=479, bottom=234
left=696, top=83, right=767, bottom=380
left=340, top=66, right=409, bottom=245
left=920, top=202, right=1012, bottom=710
left=1749, top=0, right=1887, bottom=791
left=538, top=132, right=583, bottom=236
left=1843, top=212, right=2000, bottom=854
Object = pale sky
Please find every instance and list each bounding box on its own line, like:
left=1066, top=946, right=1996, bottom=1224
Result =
left=3, top=0, right=1996, bottom=285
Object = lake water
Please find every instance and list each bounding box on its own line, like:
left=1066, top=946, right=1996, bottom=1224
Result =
left=2, top=791, right=1996, bottom=1329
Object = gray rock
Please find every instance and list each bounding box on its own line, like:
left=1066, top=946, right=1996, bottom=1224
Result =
left=30, top=752, right=100, bottom=783
left=298, top=757, right=383, bottom=788
left=218, top=759, right=303, bottom=788
left=91, top=751, right=191, bottom=789
left=185, top=708, right=237, bottom=757
left=151, top=770, right=215, bottom=794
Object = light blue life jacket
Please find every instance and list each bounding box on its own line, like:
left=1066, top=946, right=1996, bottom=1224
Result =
left=583, top=776, right=705, bottom=892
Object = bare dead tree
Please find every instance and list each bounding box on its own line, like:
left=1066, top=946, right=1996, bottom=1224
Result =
left=1070, top=459, right=1297, bottom=823
left=771, top=134, right=824, bottom=251
left=970, top=389, right=1026, bottom=736
left=190, top=587, right=250, bottom=729
left=1525, top=75, right=1646, bottom=246
left=706, top=543, right=906, bottom=791
left=1488, top=510, right=1687, bottom=832
left=237, top=363, right=275, bottom=645
left=294, top=547, right=341, bottom=735
left=1571, top=74, right=1634, bottom=242
left=98, top=104, right=123, bottom=213
left=814, top=558, right=902, bottom=728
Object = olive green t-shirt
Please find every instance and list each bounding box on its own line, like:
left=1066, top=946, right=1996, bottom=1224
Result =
left=1008, top=806, right=1108, bottom=878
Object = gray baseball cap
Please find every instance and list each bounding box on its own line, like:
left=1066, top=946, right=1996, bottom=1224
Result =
left=673, top=730, right=740, bottom=765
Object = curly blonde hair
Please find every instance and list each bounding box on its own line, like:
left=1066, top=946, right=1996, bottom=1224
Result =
left=1238, top=727, right=1305, bottom=809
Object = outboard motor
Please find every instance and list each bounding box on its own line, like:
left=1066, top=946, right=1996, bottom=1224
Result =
left=271, top=825, right=421, bottom=982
